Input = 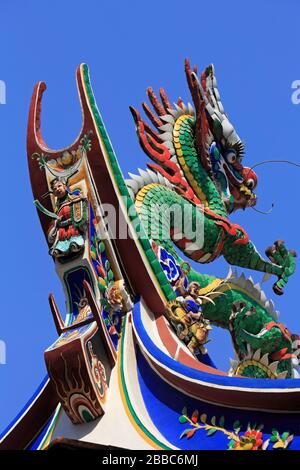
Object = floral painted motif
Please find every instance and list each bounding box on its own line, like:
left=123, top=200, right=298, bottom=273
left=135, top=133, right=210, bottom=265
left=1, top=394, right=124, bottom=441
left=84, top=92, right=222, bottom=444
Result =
left=32, top=131, right=93, bottom=174
left=90, top=209, right=122, bottom=348
left=155, top=244, right=182, bottom=284
left=268, top=430, right=294, bottom=449
left=231, top=429, right=263, bottom=450
left=178, top=408, right=294, bottom=451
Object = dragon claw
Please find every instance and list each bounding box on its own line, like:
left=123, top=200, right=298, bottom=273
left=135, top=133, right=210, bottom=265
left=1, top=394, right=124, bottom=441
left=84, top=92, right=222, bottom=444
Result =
left=268, top=240, right=296, bottom=295
left=265, top=245, right=276, bottom=264
left=289, top=250, right=297, bottom=258
left=273, top=284, right=284, bottom=296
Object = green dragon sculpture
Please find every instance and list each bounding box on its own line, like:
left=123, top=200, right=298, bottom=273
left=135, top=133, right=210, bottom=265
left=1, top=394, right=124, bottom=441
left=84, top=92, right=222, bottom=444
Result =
left=127, top=59, right=298, bottom=379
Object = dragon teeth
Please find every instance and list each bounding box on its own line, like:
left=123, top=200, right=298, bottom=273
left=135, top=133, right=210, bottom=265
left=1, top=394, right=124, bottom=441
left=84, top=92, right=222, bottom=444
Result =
left=269, top=299, right=275, bottom=310
left=147, top=169, right=159, bottom=182
left=260, top=291, right=267, bottom=304
left=181, top=103, right=188, bottom=113
left=163, top=140, right=173, bottom=149
left=253, top=348, right=261, bottom=361
left=246, top=343, right=252, bottom=358
left=126, top=167, right=176, bottom=196
left=174, top=103, right=183, bottom=112
left=260, top=353, right=269, bottom=366
left=253, top=282, right=262, bottom=294
left=277, top=371, right=288, bottom=379
left=245, top=279, right=254, bottom=292
left=268, top=361, right=279, bottom=374
left=226, top=266, right=233, bottom=279
left=159, top=131, right=173, bottom=142
left=138, top=168, right=150, bottom=179
left=228, top=271, right=279, bottom=321
left=125, top=178, right=139, bottom=193
left=159, top=123, right=174, bottom=133
left=262, top=272, right=272, bottom=283
left=187, top=102, right=195, bottom=115
left=128, top=172, right=144, bottom=187
left=160, top=114, right=175, bottom=124
left=127, top=187, right=135, bottom=200
left=228, top=356, right=239, bottom=372
left=157, top=173, right=166, bottom=185
left=167, top=108, right=180, bottom=118
left=169, top=105, right=185, bottom=118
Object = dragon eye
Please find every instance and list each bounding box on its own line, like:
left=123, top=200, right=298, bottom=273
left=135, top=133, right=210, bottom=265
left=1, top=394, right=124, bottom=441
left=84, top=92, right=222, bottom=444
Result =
left=245, top=178, right=255, bottom=190
left=225, top=151, right=237, bottom=164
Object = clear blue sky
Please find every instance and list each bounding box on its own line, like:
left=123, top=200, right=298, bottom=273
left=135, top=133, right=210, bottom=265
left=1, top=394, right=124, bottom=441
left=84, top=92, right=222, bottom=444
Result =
left=0, top=0, right=300, bottom=432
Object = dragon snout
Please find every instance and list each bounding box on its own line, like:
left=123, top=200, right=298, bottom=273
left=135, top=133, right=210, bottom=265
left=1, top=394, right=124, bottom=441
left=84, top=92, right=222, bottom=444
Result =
left=242, top=167, right=258, bottom=189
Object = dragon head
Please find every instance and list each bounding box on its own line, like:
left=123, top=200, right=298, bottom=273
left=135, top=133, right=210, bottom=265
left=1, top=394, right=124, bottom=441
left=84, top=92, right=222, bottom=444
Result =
left=185, top=62, right=258, bottom=213
left=130, top=59, right=258, bottom=214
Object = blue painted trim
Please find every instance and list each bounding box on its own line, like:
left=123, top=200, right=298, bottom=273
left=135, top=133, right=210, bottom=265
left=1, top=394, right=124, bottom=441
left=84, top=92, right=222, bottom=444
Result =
left=0, top=375, right=49, bottom=440
left=132, top=304, right=300, bottom=390
left=136, top=345, right=300, bottom=450
left=28, top=413, right=54, bottom=450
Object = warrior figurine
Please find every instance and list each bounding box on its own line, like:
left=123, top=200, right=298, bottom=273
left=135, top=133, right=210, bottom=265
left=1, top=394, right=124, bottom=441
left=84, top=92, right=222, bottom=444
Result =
left=47, top=178, right=87, bottom=259
left=167, top=266, right=212, bottom=355
left=176, top=281, right=212, bottom=355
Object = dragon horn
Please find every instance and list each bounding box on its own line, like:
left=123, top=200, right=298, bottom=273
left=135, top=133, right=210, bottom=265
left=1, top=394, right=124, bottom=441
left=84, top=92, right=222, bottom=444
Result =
left=184, top=58, right=193, bottom=89
left=185, top=60, right=213, bottom=175
left=184, top=58, right=202, bottom=114
left=129, top=105, right=162, bottom=141
left=147, top=87, right=166, bottom=116
left=159, top=87, right=173, bottom=112
left=142, top=102, right=163, bottom=129
left=177, top=97, right=184, bottom=109
left=129, top=105, right=141, bottom=123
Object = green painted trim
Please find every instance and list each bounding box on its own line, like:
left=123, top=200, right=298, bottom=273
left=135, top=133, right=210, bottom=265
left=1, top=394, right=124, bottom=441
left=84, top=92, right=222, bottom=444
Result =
left=39, top=404, right=62, bottom=450
left=81, top=64, right=175, bottom=302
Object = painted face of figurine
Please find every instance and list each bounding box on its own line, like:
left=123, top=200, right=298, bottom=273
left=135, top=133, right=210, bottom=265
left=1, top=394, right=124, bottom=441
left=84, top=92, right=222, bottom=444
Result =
left=188, top=282, right=200, bottom=297
left=52, top=181, right=67, bottom=199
